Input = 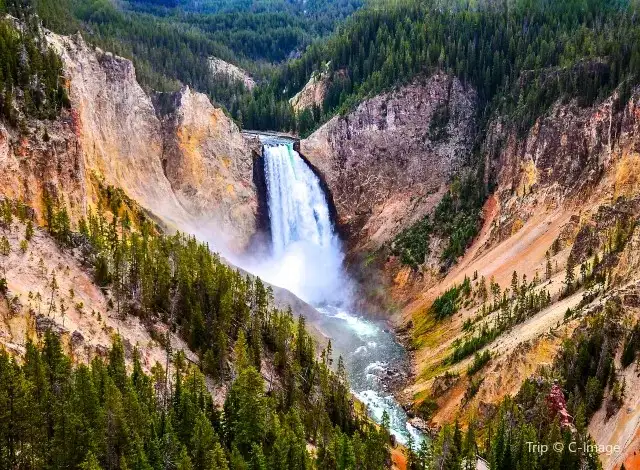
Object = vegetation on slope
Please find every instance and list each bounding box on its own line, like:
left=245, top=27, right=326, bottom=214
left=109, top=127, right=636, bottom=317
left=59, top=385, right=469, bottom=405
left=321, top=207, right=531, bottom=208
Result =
left=0, top=4, right=69, bottom=126
left=11, top=0, right=640, bottom=139
left=404, top=298, right=627, bottom=470
left=251, top=0, right=640, bottom=131
left=0, top=330, right=392, bottom=469
left=392, top=169, right=487, bottom=269
left=6, top=0, right=362, bottom=125
left=0, top=191, right=394, bottom=469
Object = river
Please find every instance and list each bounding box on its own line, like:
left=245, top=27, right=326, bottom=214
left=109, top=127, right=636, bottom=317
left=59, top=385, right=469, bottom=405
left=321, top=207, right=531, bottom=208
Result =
left=250, top=136, right=423, bottom=446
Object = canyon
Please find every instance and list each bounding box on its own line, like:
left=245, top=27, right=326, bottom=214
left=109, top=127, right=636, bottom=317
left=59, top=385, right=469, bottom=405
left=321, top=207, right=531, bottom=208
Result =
left=299, top=72, right=640, bottom=469
left=2, top=21, right=640, bottom=470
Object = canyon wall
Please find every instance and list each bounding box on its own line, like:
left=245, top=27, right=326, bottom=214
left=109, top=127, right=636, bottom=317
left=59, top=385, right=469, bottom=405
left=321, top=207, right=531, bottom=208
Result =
left=301, top=73, right=477, bottom=252
left=30, top=32, right=261, bottom=252
left=300, top=68, right=640, bottom=469
left=157, top=86, right=259, bottom=250
left=400, top=85, right=640, bottom=470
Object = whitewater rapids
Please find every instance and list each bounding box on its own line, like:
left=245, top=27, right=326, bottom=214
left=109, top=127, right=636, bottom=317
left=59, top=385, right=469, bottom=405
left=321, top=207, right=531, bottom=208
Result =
left=253, top=139, right=423, bottom=445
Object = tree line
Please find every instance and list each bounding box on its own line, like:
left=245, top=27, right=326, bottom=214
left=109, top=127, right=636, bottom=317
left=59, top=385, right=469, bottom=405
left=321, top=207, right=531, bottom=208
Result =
left=246, top=0, right=640, bottom=132
left=0, top=4, right=69, bottom=127
left=0, top=329, right=392, bottom=469
left=0, top=187, right=395, bottom=469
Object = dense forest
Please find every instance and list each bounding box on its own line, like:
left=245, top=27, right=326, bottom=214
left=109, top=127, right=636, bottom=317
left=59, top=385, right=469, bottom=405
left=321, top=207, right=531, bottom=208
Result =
left=244, top=0, right=640, bottom=133
left=6, top=0, right=362, bottom=117
left=0, top=330, right=393, bottom=469
left=0, top=2, right=69, bottom=126
left=0, top=190, right=394, bottom=469
left=12, top=0, right=640, bottom=137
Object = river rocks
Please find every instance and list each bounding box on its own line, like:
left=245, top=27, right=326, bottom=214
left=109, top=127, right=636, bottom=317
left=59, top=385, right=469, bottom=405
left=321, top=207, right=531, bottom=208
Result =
left=408, top=417, right=437, bottom=436
left=301, top=73, right=477, bottom=252
left=381, top=366, right=409, bottom=393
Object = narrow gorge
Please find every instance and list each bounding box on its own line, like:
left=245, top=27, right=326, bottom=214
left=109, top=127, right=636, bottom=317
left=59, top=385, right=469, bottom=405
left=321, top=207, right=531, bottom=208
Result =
left=3, top=1, right=640, bottom=468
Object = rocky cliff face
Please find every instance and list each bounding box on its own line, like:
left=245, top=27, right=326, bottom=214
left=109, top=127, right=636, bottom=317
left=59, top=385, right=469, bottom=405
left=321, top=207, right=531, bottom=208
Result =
left=0, top=109, right=86, bottom=224
left=290, top=69, right=331, bottom=112
left=158, top=86, right=259, bottom=250
left=301, top=73, right=477, bottom=252
left=394, top=85, right=640, bottom=470
left=208, top=57, right=256, bottom=90
left=483, top=86, right=640, bottom=251
left=40, top=32, right=260, bottom=251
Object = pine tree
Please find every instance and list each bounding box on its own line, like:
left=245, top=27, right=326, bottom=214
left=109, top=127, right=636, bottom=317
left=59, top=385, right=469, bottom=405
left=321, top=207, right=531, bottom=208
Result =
left=191, top=412, right=221, bottom=469
left=79, top=452, right=103, bottom=470
left=177, top=446, right=193, bottom=470
left=25, top=220, right=34, bottom=241
left=564, top=255, right=576, bottom=294
left=478, top=276, right=488, bottom=303
left=47, top=270, right=58, bottom=316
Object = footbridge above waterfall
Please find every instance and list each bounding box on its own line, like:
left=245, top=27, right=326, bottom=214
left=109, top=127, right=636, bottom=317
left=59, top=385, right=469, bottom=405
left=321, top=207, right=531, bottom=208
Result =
left=242, top=130, right=299, bottom=144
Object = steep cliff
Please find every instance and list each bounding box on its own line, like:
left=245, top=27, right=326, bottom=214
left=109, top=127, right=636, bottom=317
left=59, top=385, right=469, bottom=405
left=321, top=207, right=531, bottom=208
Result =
left=297, top=65, right=640, bottom=468
left=43, top=32, right=260, bottom=251
left=290, top=71, right=329, bottom=112
left=395, top=85, right=640, bottom=469
left=301, top=73, right=477, bottom=252
left=0, top=109, right=86, bottom=225
left=157, top=86, right=260, bottom=251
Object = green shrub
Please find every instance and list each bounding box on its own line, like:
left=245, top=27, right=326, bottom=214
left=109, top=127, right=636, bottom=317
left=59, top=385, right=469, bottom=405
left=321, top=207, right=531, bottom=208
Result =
left=467, top=350, right=491, bottom=375
left=391, top=216, right=431, bottom=268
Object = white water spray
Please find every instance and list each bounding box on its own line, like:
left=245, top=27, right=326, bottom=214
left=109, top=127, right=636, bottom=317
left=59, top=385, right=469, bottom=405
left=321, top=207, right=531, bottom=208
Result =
left=259, top=142, right=349, bottom=305
left=251, top=138, right=422, bottom=446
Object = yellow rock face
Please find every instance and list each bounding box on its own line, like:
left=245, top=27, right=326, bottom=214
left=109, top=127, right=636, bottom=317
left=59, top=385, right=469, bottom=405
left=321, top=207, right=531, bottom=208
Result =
left=40, top=32, right=260, bottom=253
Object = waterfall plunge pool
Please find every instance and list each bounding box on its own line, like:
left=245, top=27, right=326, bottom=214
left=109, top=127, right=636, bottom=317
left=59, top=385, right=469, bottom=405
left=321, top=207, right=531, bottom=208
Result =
left=250, top=137, right=424, bottom=446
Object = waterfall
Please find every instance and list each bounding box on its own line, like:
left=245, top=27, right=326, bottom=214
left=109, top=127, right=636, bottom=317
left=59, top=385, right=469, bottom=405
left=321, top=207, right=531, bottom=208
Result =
left=264, top=143, right=334, bottom=255
left=257, top=139, right=423, bottom=446
left=260, top=141, right=347, bottom=305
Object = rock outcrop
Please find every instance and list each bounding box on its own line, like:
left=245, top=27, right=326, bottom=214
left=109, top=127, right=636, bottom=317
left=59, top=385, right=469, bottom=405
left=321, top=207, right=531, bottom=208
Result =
left=40, top=32, right=260, bottom=251
left=0, top=112, right=86, bottom=224
left=208, top=57, right=255, bottom=90
left=158, top=86, right=259, bottom=250
left=290, top=69, right=331, bottom=112
left=483, top=86, right=640, bottom=249
left=301, top=73, right=477, bottom=252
